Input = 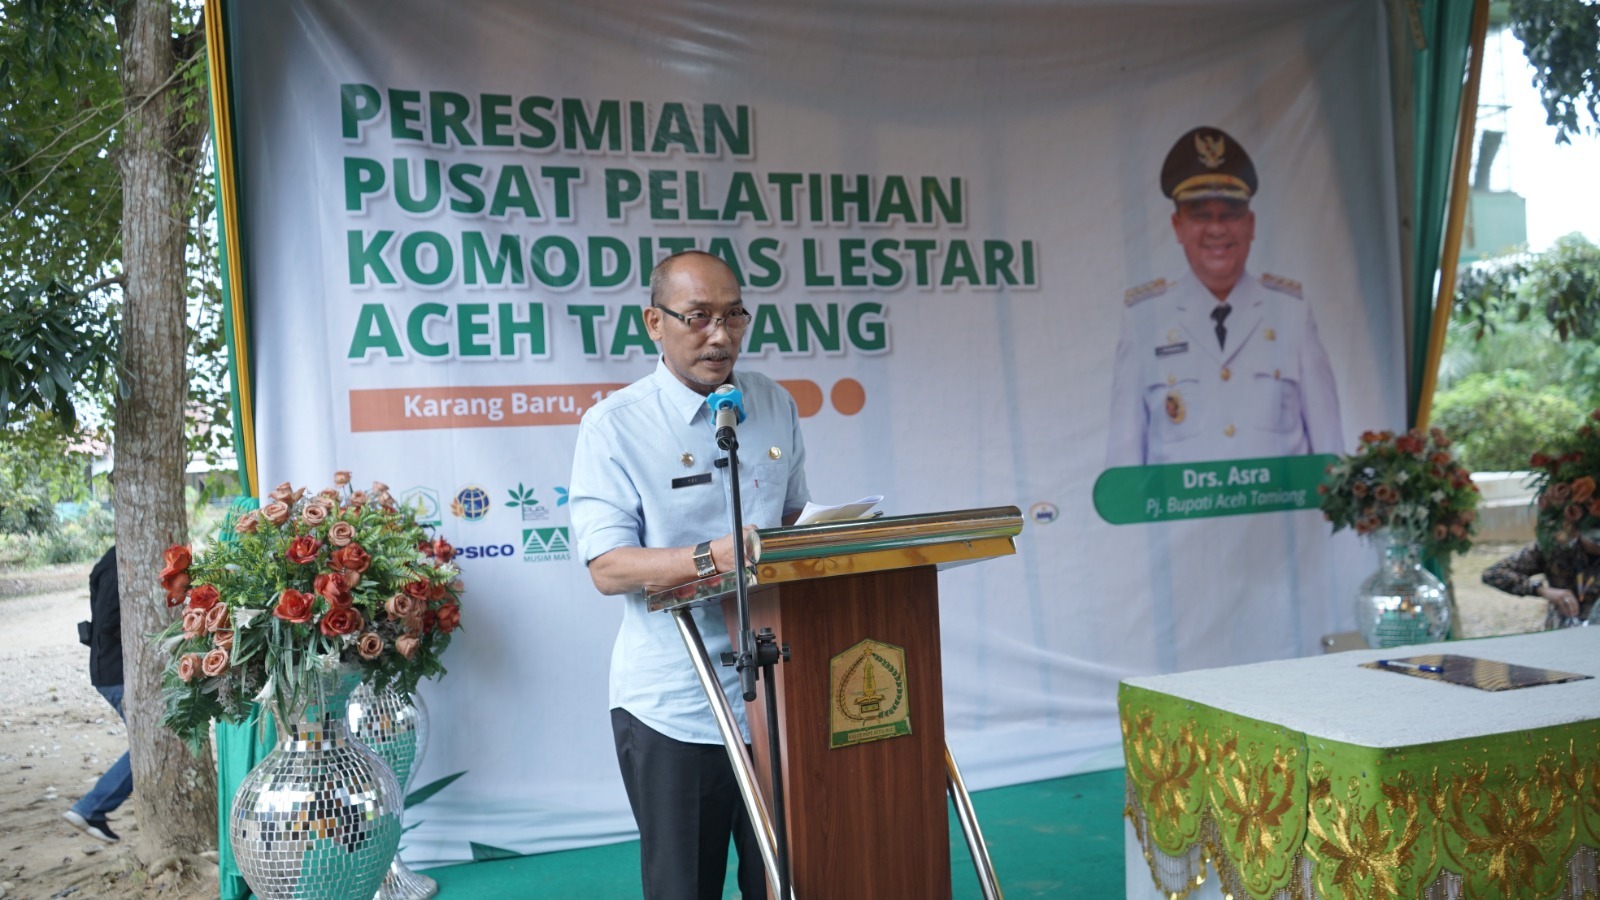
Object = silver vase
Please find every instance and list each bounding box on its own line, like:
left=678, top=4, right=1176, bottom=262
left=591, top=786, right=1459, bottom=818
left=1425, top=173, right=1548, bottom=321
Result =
left=348, top=682, right=437, bottom=900
left=230, top=669, right=402, bottom=900
left=1353, top=533, right=1452, bottom=648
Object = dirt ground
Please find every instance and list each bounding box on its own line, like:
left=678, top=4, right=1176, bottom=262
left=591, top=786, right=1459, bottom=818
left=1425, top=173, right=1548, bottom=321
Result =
left=0, top=545, right=1557, bottom=900
left=0, top=563, right=214, bottom=900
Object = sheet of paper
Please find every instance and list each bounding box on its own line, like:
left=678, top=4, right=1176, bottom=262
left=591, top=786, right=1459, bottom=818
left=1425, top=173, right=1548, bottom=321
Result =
left=795, top=495, right=883, bottom=525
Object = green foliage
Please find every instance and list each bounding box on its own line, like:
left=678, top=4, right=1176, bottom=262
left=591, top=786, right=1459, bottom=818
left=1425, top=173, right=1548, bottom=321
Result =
left=0, top=1, right=232, bottom=463
left=1453, top=234, right=1600, bottom=343
left=0, top=466, right=54, bottom=535
left=1319, top=428, right=1480, bottom=558
left=1510, top=0, right=1600, bottom=144
left=1431, top=372, right=1585, bottom=471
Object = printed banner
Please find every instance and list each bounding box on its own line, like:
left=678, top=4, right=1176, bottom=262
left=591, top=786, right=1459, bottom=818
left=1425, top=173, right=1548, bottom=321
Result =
left=226, top=0, right=1404, bottom=863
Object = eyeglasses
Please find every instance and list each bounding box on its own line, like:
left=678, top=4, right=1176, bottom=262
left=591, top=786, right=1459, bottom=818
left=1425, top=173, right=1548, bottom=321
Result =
left=653, top=305, right=753, bottom=334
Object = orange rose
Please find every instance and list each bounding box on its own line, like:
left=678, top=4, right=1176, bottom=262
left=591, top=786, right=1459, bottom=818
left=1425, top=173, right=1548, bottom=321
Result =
left=357, top=632, right=385, bottom=660
left=182, top=607, right=207, bottom=639
left=403, top=579, right=432, bottom=601
left=163, top=545, right=192, bottom=571
left=1568, top=503, right=1587, bottom=522
left=429, top=582, right=446, bottom=601
left=201, top=648, right=230, bottom=677
left=320, top=607, right=363, bottom=638
left=213, top=630, right=234, bottom=652
left=204, top=603, right=231, bottom=633
left=432, top=537, right=455, bottom=562
left=187, top=584, right=220, bottom=611
left=177, top=653, right=202, bottom=682
left=261, top=501, right=291, bottom=526
left=1573, top=476, right=1596, bottom=504
left=274, top=588, right=314, bottom=623
left=315, top=572, right=354, bottom=609
left=327, top=522, right=356, bottom=548
left=435, top=602, right=461, bottom=634
left=330, top=544, right=372, bottom=574
left=287, top=535, right=322, bottom=565
left=396, top=634, right=421, bottom=660
left=160, top=567, right=191, bottom=606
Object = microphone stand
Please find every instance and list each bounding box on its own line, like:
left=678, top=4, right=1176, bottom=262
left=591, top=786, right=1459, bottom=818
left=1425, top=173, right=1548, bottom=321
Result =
left=717, top=420, right=792, bottom=900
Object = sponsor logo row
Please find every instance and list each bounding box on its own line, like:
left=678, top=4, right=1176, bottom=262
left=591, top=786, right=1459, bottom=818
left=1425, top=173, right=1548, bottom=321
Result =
left=399, top=483, right=572, bottom=564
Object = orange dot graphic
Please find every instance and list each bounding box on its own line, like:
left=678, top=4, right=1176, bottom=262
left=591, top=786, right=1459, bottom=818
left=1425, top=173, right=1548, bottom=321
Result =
left=780, top=379, right=824, bottom=417
left=831, top=379, right=866, bottom=416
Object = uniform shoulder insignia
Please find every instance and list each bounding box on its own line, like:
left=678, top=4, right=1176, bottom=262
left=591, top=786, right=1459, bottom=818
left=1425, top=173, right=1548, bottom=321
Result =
left=1124, top=278, right=1169, bottom=306
left=1261, top=272, right=1303, bottom=299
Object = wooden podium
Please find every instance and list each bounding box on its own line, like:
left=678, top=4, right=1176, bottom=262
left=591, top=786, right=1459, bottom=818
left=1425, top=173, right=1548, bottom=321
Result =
left=649, top=507, right=1023, bottom=900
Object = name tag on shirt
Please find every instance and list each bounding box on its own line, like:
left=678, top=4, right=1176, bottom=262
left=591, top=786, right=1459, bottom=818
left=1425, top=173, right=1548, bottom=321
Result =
left=672, top=473, right=712, bottom=489
left=1155, top=342, right=1189, bottom=357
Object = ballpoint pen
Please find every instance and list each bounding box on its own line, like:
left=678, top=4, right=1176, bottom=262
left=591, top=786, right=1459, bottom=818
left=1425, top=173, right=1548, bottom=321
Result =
left=1376, top=659, right=1444, bottom=674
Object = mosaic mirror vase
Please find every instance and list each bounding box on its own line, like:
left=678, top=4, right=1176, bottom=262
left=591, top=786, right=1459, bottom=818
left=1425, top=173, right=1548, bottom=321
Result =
left=1353, top=534, right=1451, bottom=649
left=231, top=669, right=403, bottom=900
left=348, top=681, right=437, bottom=900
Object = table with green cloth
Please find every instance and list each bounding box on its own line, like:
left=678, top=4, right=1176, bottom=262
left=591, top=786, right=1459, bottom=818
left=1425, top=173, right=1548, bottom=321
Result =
left=1120, top=628, right=1600, bottom=900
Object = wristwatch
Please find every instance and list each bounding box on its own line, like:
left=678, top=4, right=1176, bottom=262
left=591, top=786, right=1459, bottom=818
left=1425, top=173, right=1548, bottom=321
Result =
left=693, top=540, right=717, bottom=578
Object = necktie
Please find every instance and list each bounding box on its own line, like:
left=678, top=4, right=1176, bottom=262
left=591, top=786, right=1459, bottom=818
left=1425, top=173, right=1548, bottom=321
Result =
left=1211, top=303, right=1231, bottom=351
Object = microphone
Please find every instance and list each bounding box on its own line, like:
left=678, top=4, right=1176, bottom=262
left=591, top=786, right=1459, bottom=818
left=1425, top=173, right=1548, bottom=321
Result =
left=708, top=383, right=745, bottom=450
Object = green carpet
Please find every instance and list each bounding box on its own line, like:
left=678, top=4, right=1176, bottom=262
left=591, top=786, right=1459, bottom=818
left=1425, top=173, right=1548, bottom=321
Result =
left=427, top=768, right=1126, bottom=898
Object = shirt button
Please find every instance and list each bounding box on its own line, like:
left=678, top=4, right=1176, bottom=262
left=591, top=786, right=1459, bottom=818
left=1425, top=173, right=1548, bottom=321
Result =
left=1224, top=424, right=1236, bottom=437
left=1220, top=367, right=1231, bottom=381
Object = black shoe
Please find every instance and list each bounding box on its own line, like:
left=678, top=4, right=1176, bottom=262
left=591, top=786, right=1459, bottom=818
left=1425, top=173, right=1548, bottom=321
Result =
left=64, top=810, right=120, bottom=843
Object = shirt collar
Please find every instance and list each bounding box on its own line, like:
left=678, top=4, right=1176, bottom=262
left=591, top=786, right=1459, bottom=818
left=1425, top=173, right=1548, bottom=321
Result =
left=650, top=357, right=733, bottom=426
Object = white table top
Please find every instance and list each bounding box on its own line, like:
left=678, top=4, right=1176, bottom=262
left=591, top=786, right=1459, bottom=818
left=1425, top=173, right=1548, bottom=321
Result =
left=1122, top=627, right=1600, bottom=748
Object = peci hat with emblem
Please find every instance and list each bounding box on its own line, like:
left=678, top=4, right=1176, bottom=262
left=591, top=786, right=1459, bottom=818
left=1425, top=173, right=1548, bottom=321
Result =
left=1160, top=125, right=1257, bottom=203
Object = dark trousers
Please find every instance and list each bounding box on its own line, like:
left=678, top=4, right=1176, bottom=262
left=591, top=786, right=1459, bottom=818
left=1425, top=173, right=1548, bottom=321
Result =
left=611, top=707, right=766, bottom=900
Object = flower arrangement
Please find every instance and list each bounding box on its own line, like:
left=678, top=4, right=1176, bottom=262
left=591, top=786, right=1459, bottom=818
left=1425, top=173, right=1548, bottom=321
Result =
left=1526, top=408, right=1600, bottom=548
left=155, top=473, right=461, bottom=750
left=1318, top=427, right=1481, bottom=558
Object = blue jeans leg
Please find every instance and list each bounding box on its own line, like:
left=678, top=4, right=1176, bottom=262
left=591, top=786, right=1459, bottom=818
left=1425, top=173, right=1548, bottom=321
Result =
left=71, top=685, right=132, bottom=820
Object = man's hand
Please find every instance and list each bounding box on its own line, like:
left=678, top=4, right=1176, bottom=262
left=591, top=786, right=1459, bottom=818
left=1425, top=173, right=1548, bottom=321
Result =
left=1536, top=584, right=1580, bottom=619
left=708, top=526, right=760, bottom=573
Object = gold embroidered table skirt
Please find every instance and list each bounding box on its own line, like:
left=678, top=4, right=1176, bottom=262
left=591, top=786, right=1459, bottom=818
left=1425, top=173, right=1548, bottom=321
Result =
left=1120, top=631, right=1600, bottom=900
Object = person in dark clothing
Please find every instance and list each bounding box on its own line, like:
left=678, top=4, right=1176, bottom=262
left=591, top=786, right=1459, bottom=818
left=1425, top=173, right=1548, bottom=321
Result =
left=65, top=546, right=129, bottom=843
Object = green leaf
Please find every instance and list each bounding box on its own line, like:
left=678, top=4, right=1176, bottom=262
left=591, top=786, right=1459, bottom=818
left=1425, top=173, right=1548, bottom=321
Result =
left=406, top=770, right=467, bottom=808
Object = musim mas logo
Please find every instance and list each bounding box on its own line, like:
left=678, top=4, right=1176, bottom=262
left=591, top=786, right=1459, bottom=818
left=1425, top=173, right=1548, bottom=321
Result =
left=452, top=485, right=493, bottom=521
left=522, top=527, right=572, bottom=562
left=399, top=487, right=442, bottom=527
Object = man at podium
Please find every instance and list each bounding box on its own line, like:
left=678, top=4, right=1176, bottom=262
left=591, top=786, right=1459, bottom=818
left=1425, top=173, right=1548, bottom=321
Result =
left=570, top=250, right=812, bottom=900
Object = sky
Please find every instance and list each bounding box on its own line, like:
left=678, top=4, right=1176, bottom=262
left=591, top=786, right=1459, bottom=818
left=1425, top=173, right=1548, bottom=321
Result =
left=1480, top=27, right=1600, bottom=251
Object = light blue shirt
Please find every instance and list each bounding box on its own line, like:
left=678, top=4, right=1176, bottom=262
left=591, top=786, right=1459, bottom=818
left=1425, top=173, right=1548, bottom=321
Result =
left=570, top=359, right=810, bottom=744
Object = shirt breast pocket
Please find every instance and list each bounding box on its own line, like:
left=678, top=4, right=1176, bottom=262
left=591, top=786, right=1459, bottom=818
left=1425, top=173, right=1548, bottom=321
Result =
left=1146, top=376, right=1200, bottom=444
left=1251, top=369, right=1302, bottom=434
left=749, top=462, right=788, bottom=526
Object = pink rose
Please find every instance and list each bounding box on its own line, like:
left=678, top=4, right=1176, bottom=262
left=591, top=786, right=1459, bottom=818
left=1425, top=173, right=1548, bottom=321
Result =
left=177, top=653, right=203, bottom=682
left=327, top=522, right=356, bottom=548
left=260, top=501, right=291, bottom=526
left=357, top=632, right=384, bottom=660
left=346, top=490, right=369, bottom=509
left=234, top=511, right=259, bottom=534
left=201, top=648, right=230, bottom=677
left=395, top=634, right=421, bottom=660
left=182, top=607, right=207, bottom=639
left=370, top=481, right=389, bottom=494
left=301, top=503, right=328, bottom=527
left=334, top=470, right=352, bottom=486
left=204, top=603, right=231, bottom=633
left=269, top=482, right=304, bottom=505
left=213, top=630, right=234, bottom=652
left=385, top=593, right=425, bottom=621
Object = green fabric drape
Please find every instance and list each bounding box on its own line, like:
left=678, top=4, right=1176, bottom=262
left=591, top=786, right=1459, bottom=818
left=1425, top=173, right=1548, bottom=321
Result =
left=1407, top=1, right=1479, bottom=425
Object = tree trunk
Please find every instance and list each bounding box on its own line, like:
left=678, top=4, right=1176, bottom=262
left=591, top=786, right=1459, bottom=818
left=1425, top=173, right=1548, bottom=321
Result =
left=113, top=0, right=219, bottom=859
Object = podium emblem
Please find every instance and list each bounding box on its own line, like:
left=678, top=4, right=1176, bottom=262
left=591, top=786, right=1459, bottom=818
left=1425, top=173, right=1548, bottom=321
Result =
left=829, top=639, right=911, bottom=749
